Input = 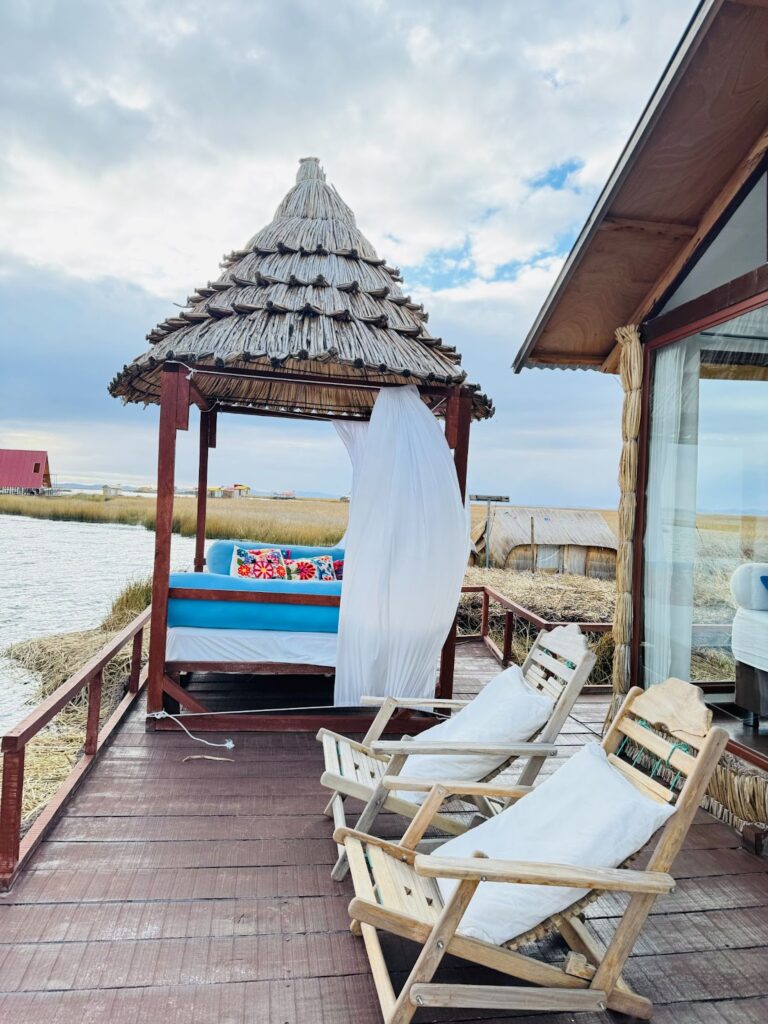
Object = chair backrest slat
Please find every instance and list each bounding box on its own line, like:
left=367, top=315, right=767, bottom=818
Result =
left=522, top=624, right=594, bottom=711
left=603, top=678, right=715, bottom=805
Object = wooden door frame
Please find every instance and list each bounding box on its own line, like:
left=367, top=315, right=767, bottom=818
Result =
left=631, top=279, right=768, bottom=769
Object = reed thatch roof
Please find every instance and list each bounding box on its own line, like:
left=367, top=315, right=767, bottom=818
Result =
left=110, top=158, right=492, bottom=421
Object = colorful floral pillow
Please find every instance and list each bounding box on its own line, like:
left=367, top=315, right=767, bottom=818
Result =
left=333, top=559, right=344, bottom=581
left=230, top=546, right=287, bottom=580
left=284, top=554, right=337, bottom=582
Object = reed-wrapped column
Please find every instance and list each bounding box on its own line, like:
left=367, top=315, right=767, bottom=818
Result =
left=609, top=324, right=643, bottom=722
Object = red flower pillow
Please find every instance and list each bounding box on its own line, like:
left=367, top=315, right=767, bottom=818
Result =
left=230, top=546, right=287, bottom=580
left=284, top=554, right=336, bottom=582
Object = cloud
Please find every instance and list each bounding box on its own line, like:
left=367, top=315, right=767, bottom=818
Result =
left=0, top=0, right=699, bottom=504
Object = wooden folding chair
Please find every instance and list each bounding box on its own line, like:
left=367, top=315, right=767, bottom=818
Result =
left=336, top=677, right=728, bottom=1022
left=319, top=624, right=596, bottom=880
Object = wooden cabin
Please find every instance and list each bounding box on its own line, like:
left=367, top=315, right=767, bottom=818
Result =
left=515, top=0, right=768, bottom=773
left=473, top=506, right=618, bottom=578
left=0, top=448, right=51, bottom=493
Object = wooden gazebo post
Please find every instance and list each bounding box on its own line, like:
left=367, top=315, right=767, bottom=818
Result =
left=194, top=409, right=216, bottom=573
left=438, top=387, right=472, bottom=699
left=147, top=365, right=190, bottom=715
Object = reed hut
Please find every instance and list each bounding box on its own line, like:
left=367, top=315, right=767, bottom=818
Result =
left=474, top=507, right=617, bottom=578
left=110, top=156, right=492, bottom=731
left=515, top=0, right=768, bottom=823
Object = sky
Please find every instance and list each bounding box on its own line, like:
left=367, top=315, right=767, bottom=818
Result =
left=0, top=0, right=701, bottom=506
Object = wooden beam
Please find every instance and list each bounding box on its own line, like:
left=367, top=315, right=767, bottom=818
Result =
left=602, top=124, right=768, bottom=371
left=599, top=216, right=697, bottom=238
left=531, top=353, right=606, bottom=367
left=175, top=371, right=191, bottom=431
left=147, top=367, right=179, bottom=716
left=728, top=0, right=768, bottom=9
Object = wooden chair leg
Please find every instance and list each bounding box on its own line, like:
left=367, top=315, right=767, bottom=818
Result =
left=386, top=862, right=483, bottom=1024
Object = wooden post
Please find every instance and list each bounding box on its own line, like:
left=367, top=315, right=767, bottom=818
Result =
left=480, top=589, right=489, bottom=638
left=128, top=629, right=143, bottom=694
left=502, top=610, right=513, bottom=667
left=194, top=409, right=214, bottom=573
left=0, top=748, right=24, bottom=884
left=147, top=367, right=182, bottom=717
left=84, top=669, right=102, bottom=756
left=530, top=515, right=535, bottom=573
left=438, top=391, right=472, bottom=699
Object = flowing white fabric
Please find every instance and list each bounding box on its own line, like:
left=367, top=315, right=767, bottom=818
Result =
left=333, top=419, right=369, bottom=549
left=643, top=341, right=700, bottom=685
left=334, top=386, right=469, bottom=706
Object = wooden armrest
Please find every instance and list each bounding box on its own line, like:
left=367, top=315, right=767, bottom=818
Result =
left=414, top=855, right=675, bottom=895
left=371, top=740, right=558, bottom=758
left=333, top=826, right=417, bottom=862
left=360, top=696, right=468, bottom=709
left=380, top=777, right=534, bottom=799
left=316, top=727, right=383, bottom=757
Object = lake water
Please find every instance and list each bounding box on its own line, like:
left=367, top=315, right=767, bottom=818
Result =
left=0, top=515, right=196, bottom=732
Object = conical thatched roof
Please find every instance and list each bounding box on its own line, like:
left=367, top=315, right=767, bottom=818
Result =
left=109, top=158, right=492, bottom=420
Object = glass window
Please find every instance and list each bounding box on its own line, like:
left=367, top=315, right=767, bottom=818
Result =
left=660, top=174, right=767, bottom=314
left=642, top=304, right=768, bottom=688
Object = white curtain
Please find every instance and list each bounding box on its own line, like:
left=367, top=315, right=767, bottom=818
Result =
left=334, top=386, right=470, bottom=706
left=333, top=419, right=369, bottom=549
left=643, top=341, right=700, bottom=685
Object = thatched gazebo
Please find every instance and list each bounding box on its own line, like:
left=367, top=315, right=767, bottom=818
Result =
left=110, top=157, right=492, bottom=730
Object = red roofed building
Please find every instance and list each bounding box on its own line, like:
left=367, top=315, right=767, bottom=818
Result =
left=0, top=449, right=52, bottom=493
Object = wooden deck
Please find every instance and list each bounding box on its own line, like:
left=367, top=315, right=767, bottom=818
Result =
left=1, top=643, right=767, bottom=1022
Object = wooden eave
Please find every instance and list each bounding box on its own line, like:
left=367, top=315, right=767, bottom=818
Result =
left=513, top=0, right=768, bottom=375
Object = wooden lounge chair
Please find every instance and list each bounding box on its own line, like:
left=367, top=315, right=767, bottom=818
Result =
left=336, top=677, right=728, bottom=1022
left=318, top=624, right=596, bottom=880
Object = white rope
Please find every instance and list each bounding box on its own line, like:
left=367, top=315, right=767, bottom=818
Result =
left=146, top=710, right=235, bottom=750
left=146, top=702, right=449, bottom=749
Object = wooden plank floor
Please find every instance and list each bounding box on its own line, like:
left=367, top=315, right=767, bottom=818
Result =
left=1, top=643, right=767, bottom=1022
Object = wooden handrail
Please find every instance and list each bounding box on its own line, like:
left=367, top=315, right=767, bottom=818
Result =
left=1, top=607, right=151, bottom=752
left=459, top=585, right=612, bottom=669
left=0, top=606, right=150, bottom=890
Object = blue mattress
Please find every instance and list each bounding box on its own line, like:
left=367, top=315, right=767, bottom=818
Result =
left=167, top=573, right=341, bottom=633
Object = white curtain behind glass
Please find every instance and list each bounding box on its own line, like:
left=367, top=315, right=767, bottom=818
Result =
left=643, top=341, right=700, bottom=685
left=334, top=386, right=470, bottom=706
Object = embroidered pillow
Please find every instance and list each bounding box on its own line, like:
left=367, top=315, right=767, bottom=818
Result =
left=230, top=546, right=287, bottom=580
left=285, top=554, right=337, bottom=581
left=333, top=559, right=344, bottom=581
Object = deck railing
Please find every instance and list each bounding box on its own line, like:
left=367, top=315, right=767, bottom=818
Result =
left=458, top=584, right=612, bottom=677
left=0, top=607, right=150, bottom=890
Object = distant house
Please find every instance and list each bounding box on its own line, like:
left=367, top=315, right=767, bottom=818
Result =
left=473, top=507, right=618, bottom=579
left=0, top=449, right=52, bottom=494
left=222, top=483, right=251, bottom=499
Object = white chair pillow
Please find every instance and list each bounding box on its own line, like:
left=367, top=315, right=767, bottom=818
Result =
left=434, top=742, right=676, bottom=946
left=394, top=665, right=554, bottom=804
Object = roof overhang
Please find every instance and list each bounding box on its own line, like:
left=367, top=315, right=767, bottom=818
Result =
left=514, top=0, right=768, bottom=374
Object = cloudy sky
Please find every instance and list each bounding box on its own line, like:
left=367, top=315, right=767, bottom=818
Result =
left=0, top=0, right=700, bottom=505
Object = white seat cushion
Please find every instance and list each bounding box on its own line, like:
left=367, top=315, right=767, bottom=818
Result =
left=434, top=742, right=676, bottom=946
left=395, top=665, right=554, bottom=804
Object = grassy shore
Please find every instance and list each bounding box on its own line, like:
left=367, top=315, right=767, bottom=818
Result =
left=0, top=492, right=352, bottom=546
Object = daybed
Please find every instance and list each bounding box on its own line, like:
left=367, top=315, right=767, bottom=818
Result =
left=165, top=539, right=343, bottom=672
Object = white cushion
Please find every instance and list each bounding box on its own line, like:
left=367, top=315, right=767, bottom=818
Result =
left=731, top=563, right=768, bottom=612
left=434, top=742, right=675, bottom=946
left=394, top=665, right=554, bottom=804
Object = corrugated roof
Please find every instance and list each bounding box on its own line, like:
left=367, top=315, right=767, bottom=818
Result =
left=110, top=158, right=492, bottom=421
left=0, top=449, right=50, bottom=489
